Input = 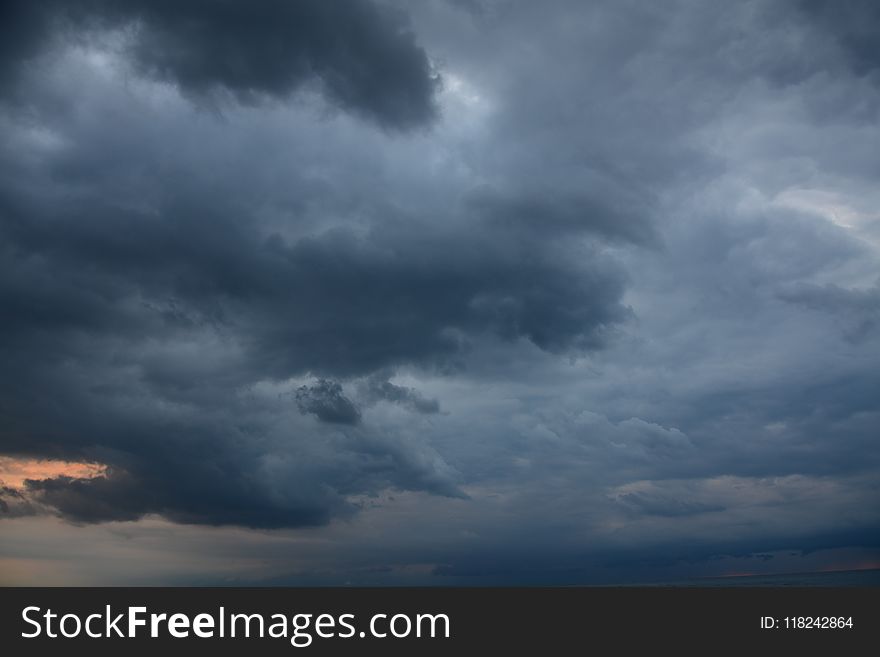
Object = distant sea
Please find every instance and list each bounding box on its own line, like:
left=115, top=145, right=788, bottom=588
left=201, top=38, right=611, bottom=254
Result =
left=640, top=568, right=880, bottom=587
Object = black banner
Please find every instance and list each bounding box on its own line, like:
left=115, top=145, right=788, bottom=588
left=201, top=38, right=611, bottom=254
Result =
left=0, top=587, right=876, bottom=654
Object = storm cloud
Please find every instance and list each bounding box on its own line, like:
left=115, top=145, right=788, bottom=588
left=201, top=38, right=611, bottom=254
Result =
left=0, top=0, right=878, bottom=584
left=360, top=375, right=440, bottom=415
left=0, top=0, right=439, bottom=128
left=296, top=380, right=361, bottom=425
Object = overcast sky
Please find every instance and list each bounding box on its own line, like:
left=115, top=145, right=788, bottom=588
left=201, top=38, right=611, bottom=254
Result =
left=1, top=0, right=878, bottom=585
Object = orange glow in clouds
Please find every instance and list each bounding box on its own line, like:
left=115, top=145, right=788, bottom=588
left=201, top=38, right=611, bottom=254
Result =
left=0, top=456, right=107, bottom=489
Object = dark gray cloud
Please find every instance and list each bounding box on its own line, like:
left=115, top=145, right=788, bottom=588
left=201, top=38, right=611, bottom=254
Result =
left=0, top=176, right=631, bottom=376
left=360, top=376, right=440, bottom=415
left=0, top=1, right=53, bottom=88
left=0, top=486, right=39, bottom=518
left=296, top=380, right=361, bottom=425
left=0, top=72, right=629, bottom=527
left=0, top=0, right=439, bottom=129
left=614, top=491, right=725, bottom=518
left=23, top=468, right=337, bottom=528
left=778, top=281, right=880, bottom=341
left=0, top=0, right=878, bottom=583
left=800, top=0, right=880, bottom=76
left=466, top=186, right=658, bottom=246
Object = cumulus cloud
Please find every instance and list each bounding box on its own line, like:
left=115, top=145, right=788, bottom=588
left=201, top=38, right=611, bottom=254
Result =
left=296, top=380, right=361, bottom=425
left=360, top=376, right=440, bottom=414
left=0, top=0, right=440, bottom=129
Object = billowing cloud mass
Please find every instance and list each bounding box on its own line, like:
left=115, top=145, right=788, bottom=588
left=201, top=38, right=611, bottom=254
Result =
left=360, top=375, right=441, bottom=414
left=0, top=0, right=439, bottom=128
left=0, top=0, right=878, bottom=584
left=296, top=380, right=361, bottom=425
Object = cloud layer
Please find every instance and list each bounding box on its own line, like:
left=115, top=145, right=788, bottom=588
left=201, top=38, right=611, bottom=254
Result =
left=0, top=0, right=878, bottom=583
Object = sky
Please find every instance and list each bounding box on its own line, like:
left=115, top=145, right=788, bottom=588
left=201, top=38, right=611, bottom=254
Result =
left=0, top=0, right=879, bottom=585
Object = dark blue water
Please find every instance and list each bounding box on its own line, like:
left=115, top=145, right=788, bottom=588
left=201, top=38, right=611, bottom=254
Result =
left=642, top=568, right=880, bottom=587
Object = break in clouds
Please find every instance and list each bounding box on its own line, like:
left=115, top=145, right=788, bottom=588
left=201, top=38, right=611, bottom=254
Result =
left=0, top=0, right=878, bottom=584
